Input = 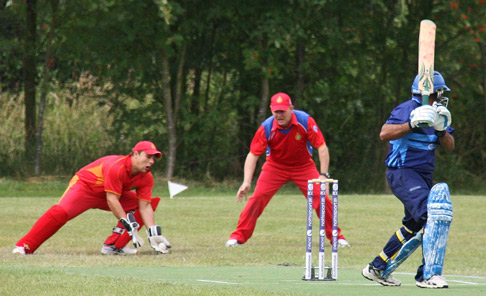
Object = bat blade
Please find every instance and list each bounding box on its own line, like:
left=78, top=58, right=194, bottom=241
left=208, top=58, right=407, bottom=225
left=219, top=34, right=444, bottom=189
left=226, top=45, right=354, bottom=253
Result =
left=418, top=19, right=436, bottom=106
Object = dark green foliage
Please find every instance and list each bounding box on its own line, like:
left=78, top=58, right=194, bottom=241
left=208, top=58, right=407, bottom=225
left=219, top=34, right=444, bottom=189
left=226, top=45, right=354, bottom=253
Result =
left=1, top=0, right=486, bottom=192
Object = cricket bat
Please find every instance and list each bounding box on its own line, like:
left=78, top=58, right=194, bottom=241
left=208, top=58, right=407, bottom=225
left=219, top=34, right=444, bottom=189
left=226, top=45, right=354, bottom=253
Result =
left=418, top=19, right=436, bottom=106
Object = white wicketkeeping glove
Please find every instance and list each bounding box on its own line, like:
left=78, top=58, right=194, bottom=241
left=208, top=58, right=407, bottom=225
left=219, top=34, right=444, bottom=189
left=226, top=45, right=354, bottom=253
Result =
left=432, top=103, right=452, bottom=131
left=120, top=213, right=144, bottom=248
left=410, top=105, right=437, bottom=129
left=147, top=225, right=171, bottom=254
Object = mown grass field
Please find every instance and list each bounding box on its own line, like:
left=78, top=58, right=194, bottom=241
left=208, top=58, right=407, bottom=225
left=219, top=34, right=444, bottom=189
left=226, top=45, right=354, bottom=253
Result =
left=1, top=178, right=485, bottom=295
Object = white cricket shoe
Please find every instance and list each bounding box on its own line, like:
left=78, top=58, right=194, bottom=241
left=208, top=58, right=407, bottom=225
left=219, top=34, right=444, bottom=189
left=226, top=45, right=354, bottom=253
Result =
left=12, top=246, right=26, bottom=255
left=362, top=263, right=401, bottom=286
left=101, top=244, right=138, bottom=255
left=225, top=239, right=242, bottom=247
left=338, top=239, right=351, bottom=248
left=416, top=275, right=448, bottom=289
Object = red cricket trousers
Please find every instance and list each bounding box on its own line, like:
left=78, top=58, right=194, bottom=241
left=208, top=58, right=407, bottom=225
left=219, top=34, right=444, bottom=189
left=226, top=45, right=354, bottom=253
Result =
left=230, top=161, right=344, bottom=244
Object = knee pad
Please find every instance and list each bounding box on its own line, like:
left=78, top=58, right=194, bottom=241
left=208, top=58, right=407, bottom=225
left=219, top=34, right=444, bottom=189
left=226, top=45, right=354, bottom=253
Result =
left=426, top=183, right=453, bottom=222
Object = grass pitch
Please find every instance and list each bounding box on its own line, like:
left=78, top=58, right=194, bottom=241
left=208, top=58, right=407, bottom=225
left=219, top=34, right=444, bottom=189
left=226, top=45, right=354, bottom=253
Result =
left=1, top=180, right=485, bottom=295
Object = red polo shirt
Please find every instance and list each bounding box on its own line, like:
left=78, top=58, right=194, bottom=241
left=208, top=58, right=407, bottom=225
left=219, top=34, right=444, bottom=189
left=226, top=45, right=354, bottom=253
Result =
left=75, top=155, right=154, bottom=202
left=250, top=111, right=325, bottom=168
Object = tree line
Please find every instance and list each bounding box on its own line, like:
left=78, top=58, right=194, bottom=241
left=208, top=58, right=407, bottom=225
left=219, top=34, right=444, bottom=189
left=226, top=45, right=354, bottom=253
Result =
left=1, top=0, right=485, bottom=193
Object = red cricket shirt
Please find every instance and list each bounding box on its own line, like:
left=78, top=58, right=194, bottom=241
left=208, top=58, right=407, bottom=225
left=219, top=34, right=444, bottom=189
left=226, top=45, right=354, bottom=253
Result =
left=75, top=155, right=154, bottom=202
left=250, top=110, right=325, bottom=169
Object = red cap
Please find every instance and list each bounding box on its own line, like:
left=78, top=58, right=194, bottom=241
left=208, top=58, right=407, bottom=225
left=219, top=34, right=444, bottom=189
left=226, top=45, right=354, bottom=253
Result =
left=132, top=141, right=162, bottom=158
left=270, top=92, right=292, bottom=111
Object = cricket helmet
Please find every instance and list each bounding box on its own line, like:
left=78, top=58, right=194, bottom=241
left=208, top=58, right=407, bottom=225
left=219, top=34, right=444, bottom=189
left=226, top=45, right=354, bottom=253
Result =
left=411, top=71, right=450, bottom=95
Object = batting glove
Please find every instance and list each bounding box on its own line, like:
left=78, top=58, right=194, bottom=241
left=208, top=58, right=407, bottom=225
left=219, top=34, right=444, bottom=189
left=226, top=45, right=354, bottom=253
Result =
left=120, top=213, right=144, bottom=248
left=432, top=105, right=452, bottom=131
left=147, top=225, right=171, bottom=254
left=410, top=105, right=437, bottom=129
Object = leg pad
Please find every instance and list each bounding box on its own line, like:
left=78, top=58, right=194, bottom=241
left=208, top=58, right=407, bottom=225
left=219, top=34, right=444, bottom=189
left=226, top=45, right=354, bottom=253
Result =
left=423, top=183, right=453, bottom=279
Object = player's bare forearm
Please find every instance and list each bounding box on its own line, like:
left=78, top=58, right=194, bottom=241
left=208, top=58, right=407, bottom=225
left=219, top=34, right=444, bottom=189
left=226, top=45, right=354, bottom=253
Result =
left=106, top=192, right=126, bottom=220
left=139, top=200, right=155, bottom=228
left=236, top=152, right=260, bottom=202
left=380, top=123, right=411, bottom=141
left=243, top=152, right=259, bottom=183
left=438, top=132, right=455, bottom=153
left=317, top=144, right=330, bottom=176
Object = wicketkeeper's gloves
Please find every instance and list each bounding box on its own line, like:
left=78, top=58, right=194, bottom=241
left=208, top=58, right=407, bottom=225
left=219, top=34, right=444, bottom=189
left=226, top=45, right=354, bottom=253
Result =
left=147, top=225, right=172, bottom=254
left=120, top=213, right=144, bottom=248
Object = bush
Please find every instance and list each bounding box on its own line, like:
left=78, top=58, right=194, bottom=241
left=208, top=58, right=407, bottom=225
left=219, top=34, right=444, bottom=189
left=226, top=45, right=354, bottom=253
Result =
left=0, top=79, right=115, bottom=176
left=0, top=93, right=25, bottom=176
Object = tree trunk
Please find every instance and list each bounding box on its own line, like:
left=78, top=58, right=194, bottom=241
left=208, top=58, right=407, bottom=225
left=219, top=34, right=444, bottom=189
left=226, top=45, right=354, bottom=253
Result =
left=160, top=44, right=186, bottom=178
left=174, top=44, right=186, bottom=125
left=23, top=0, right=37, bottom=171
left=256, top=73, right=269, bottom=124
left=35, top=0, right=58, bottom=175
left=295, top=40, right=305, bottom=106
left=160, top=53, right=176, bottom=178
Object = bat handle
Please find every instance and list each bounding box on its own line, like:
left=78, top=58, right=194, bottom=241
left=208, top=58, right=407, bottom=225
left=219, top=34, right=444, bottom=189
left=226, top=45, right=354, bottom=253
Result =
left=422, top=93, right=430, bottom=106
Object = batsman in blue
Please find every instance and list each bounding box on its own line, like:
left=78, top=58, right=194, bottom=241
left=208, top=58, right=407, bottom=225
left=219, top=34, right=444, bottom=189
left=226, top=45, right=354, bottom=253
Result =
left=362, top=71, right=455, bottom=289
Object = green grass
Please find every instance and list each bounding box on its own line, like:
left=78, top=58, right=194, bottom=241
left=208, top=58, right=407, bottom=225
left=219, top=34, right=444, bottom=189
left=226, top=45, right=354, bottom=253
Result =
left=1, top=180, right=485, bottom=295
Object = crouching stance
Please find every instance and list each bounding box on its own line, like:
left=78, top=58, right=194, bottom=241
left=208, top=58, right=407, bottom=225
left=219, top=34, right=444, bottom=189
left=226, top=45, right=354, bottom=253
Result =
left=13, top=141, right=171, bottom=255
left=362, top=72, right=455, bottom=288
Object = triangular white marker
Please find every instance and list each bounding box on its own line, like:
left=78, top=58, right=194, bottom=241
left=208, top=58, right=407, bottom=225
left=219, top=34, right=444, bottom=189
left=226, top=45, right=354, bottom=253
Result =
left=168, top=181, right=188, bottom=198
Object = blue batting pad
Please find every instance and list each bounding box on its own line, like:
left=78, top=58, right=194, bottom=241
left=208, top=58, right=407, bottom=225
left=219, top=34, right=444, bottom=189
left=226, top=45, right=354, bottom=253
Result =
left=423, top=183, right=453, bottom=280
left=382, top=232, right=422, bottom=278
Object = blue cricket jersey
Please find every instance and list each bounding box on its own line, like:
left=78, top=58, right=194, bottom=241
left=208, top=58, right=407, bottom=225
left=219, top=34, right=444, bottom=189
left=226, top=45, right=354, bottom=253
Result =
left=384, top=96, right=454, bottom=173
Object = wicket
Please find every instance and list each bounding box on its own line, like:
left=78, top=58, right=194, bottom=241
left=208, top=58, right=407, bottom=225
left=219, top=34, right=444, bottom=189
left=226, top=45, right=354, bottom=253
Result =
left=303, top=178, right=339, bottom=281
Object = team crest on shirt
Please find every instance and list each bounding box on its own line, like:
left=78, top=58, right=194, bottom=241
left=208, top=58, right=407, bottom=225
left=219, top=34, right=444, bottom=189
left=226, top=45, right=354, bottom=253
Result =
left=313, top=126, right=318, bottom=132
left=295, top=133, right=302, bottom=140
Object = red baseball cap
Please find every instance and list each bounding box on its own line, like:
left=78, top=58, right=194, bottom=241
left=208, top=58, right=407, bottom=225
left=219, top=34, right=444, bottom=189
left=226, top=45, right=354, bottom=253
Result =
left=132, top=141, right=162, bottom=158
left=270, top=92, right=292, bottom=111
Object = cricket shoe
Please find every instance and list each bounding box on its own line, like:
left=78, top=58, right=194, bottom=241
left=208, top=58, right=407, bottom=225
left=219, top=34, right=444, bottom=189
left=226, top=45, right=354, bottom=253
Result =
left=362, top=263, right=401, bottom=286
left=101, top=244, right=138, bottom=255
left=338, top=239, right=351, bottom=248
left=416, top=275, right=448, bottom=289
left=225, top=239, right=242, bottom=247
left=12, top=246, right=26, bottom=255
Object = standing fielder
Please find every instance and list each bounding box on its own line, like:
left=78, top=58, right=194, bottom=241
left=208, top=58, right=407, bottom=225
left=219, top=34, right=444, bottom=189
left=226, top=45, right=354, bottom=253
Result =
left=13, top=141, right=171, bottom=255
left=226, top=92, right=349, bottom=248
left=362, top=71, right=455, bottom=288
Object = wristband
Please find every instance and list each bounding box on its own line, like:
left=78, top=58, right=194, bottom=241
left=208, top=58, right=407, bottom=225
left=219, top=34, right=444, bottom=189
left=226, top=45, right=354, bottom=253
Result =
left=320, top=172, right=331, bottom=178
left=435, top=130, right=446, bottom=137
left=408, top=121, right=420, bottom=132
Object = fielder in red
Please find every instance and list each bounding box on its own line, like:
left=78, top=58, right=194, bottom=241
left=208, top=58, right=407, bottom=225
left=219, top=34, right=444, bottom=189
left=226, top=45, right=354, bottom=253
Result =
left=226, top=93, right=350, bottom=248
left=13, top=141, right=171, bottom=255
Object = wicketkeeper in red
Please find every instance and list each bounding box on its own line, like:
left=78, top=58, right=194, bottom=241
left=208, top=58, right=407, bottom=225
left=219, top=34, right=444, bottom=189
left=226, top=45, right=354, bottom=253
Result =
left=226, top=92, right=350, bottom=248
left=13, top=141, right=171, bottom=255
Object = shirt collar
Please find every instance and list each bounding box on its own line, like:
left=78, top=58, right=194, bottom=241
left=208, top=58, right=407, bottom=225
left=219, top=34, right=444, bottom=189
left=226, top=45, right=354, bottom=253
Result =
left=411, top=95, right=422, bottom=105
left=272, top=111, right=297, bottom=130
